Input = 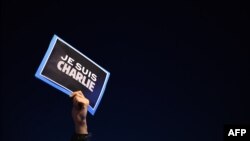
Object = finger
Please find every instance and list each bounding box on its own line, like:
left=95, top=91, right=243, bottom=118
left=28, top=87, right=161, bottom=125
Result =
left=75, top=94, right=88, bottom=103
left=71, top=92, right=84, bottom=102
left=74, top=97, right=89, bottom=107
left=77, top=102, right=84, bottom=110
left=71, top=91, right=89, bottom=106
left=71, top=93, right=79, bottom=107
left=73, top=96, right=78, bottom=107
left=73, top=100, right=84, bottom=110
left=70, top=92, right=76, bottom=98
left=73, top=95, right=89, bottom=108
left=74, top=90, right=83, bottom=96
left=77, top=90, right=83, bottom=95
left=76, top=91, right=86, bottom=98
left=73, top=95, right=83, bottom=104
left=70, top=90, right=84, bottom=96
left=73, top=94, right=85, bottom=102
left=71, top=91, right=84, bottom=99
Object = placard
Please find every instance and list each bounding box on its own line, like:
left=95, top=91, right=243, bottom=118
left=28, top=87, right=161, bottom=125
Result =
left=35, top=35, right=110, bottom=115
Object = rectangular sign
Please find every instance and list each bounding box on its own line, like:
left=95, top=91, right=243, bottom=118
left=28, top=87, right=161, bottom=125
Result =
left=35, top=35, right=110, bottom=115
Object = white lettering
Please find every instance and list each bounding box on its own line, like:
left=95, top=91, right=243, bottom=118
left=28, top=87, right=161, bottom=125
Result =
left=228, top=129, right=247, bottom=136
left=235, top=129, right=240, bottom=136
left=241, top=129, right=246, bottom=136
left=57, top=61, right=64, bottom=71
left=61, top=54, right=68, bottom=61
left=68, top=57, right=74, bottom=66
left=91, top=73, right=97, bottom=82
left=68, top=68, right=77, bottom=79
left=75, top=72, right=83, bottom=82
left=75, top=63, right=82, bottom=71
left=57, top=56, right=97, bottom=92
left=228, top=129, right=235, bottom=136
left=89, top=81, right=95, bottom=92
left=62, top=63, right=71, bottom=74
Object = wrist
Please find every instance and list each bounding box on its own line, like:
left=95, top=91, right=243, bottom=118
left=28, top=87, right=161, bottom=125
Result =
left=75, top=120, right=88, bottom=134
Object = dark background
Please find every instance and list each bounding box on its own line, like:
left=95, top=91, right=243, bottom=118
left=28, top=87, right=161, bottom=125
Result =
left=1, top=1, right=249, bottom=141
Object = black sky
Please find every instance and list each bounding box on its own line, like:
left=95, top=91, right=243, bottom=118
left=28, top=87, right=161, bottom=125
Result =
left=1, top=1, right=249, bottom=141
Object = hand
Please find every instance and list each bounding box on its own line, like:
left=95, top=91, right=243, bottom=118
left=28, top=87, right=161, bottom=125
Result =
left=71, top=91, right=89, bottom=134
